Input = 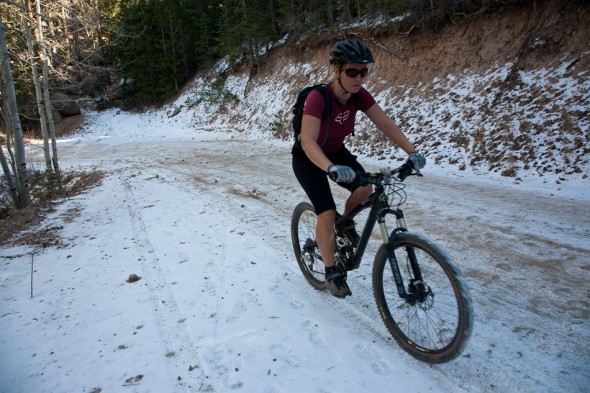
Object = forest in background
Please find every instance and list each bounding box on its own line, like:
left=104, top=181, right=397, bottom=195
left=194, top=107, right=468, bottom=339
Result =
left=2, top=0, right=532, bottom=111
left=1, top=0, right=586, bottom=215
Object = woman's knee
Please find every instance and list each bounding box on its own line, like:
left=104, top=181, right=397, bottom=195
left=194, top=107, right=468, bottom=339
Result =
left=317, top=209, right=336, bottom=221
left=356, top=185, right=372, bottom=198
left=317, top=209, right=336, bottom=228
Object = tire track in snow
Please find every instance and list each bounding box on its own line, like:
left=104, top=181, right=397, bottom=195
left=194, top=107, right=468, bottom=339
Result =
left=202, top=221, right=248, bottom=391
left=152, top=146, right=407, bottom=381
left=54, top=137, right=589, bottom=392
left=121, top=165, right=262, bottom=391
left=120, top=173, right=209, bottom=392
left=147, top=163, right=333, bottom=391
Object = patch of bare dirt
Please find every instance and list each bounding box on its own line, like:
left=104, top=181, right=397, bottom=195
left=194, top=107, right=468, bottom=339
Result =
left=253, top=1, right=589, bottom=179
left=0, top=170, right=106, bottom=248
left=55, top=114, right=85, bottom=136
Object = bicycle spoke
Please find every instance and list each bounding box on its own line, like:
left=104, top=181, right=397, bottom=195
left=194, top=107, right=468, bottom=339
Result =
left=373, top=232, right=472, bottom=363
left=293, top=165, right=472, bottom=363
left=292, top=202, right=326, bottom=289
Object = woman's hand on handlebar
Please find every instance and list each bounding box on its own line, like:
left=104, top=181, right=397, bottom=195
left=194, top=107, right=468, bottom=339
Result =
left=328, top=165, right=357, bottom=183
left=408, top=152, right=426, bottom=170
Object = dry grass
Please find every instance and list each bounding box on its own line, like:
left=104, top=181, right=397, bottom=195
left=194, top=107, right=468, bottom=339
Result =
left=0, top=170, right=106, bottom=248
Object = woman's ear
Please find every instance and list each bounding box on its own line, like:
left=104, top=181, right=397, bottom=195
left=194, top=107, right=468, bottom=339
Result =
left=332, top=64, right=341, bottom=76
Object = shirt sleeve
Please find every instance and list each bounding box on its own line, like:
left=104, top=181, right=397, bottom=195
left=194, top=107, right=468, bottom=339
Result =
left=302, top=89, right=326, bottom=119
left=358, top=87, right=376, bottom=112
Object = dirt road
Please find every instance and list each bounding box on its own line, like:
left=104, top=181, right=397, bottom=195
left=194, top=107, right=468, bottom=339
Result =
left=54, top=136, right=590, bottom=392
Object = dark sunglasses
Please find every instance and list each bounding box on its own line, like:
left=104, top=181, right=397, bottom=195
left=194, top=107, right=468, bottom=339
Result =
left=344, top=68, right=369, bottom=78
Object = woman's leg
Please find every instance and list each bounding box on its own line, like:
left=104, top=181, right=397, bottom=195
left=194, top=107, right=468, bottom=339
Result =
left=344, top=185, right=372, bottom=214
left=316, top=209, right=336, bottom=267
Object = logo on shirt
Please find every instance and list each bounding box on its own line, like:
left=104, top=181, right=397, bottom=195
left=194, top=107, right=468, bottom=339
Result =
left=335, top=110, right=350, bottom=124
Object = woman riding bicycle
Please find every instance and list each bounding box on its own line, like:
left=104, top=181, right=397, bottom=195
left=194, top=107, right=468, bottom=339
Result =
left=291, top=40, right=426, bottom=298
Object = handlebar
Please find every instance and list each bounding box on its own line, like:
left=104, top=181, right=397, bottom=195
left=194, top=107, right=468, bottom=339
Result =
left=328, top=161, right=422, bottom=184
left=347, top=162, right=422, bottom=186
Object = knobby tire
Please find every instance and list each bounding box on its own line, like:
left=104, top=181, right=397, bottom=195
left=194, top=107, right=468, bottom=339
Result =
left=372, top=232, right=473, bottom=363
left=291, top=202, right=326, bottom=290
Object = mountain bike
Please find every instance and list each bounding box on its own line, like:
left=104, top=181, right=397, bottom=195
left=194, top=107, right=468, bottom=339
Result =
left=290, top=162, right=473, bottom=363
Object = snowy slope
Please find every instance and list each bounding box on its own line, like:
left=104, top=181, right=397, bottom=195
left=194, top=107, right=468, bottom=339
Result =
left=1, top=100, right=589, bottom=392
left=2, top=38, right=590, bottom=393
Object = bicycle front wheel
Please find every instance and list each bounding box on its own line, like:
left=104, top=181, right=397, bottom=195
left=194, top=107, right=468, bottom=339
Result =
left=291, top=202, right=326, bottom=290
left=373, top=232, right=473, bottom=363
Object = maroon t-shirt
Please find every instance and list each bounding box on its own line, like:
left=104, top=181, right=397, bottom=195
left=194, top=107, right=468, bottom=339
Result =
left=303, top=83, right=376, bottom=153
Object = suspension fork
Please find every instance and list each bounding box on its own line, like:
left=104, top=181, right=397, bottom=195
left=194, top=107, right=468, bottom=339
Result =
left=379, top=208, right=409, bottom=298
left=398, top=209, right=424, bottom=282
left=386, top=209, right=423, bottom=296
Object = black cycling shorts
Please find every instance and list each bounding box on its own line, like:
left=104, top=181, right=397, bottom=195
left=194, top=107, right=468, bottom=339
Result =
left=292, top=144, right=366, bottom=215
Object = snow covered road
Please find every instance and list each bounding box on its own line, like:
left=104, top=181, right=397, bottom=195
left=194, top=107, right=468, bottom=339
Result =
left=1, top=122, right=589, bottom=392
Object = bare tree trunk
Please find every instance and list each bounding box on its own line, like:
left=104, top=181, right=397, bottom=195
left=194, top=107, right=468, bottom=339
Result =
left=1, top=100, right=20, bottom=207
left=35, top=0, right=61, bottom=186
left=0, top=138, right=19, bottom=206
left=0, top=15, right=30, bottom=208
left=92, top=0, right=105, bottom=59
left=2, top=100, right=18, bottom=179
left=21, top=0, right=52, bottom=172
left=269, top=0, right=279, bottom=36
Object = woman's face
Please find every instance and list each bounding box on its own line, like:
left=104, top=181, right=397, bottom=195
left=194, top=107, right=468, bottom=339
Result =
left=336, top=63, right=370, bottom=94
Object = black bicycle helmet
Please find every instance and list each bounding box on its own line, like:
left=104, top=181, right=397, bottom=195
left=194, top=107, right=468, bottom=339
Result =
left=330, top=40, right=374, bottom=65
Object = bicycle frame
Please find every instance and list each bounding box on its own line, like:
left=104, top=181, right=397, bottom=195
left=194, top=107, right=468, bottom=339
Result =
left=336, top=182, right=420, bottom=301
left=294, top=163, right=473, bottom=362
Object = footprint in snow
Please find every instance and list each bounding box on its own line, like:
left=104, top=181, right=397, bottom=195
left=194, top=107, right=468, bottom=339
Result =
left=354, top=343, right=388, bottom=374
left=226, top=299, right=247, bottom=323
left=301, top=319, right=325, bottom=345
left=269, top=343, right=303, bottom=367
left=276, top=291, right=306, bottom=309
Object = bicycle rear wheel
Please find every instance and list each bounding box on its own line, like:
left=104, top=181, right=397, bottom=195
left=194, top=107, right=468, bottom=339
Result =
left=373, top=232, right=473, bottom=363
left=291, top=202, right=326, bottom=290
